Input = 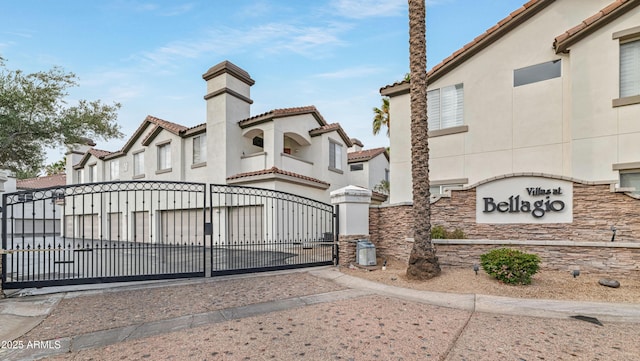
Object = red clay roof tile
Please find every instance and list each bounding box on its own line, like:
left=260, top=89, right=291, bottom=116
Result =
left=226, top=167, right=330, bottom=187
left=17, top=173, right=66, bottom=190
left=347, top=147, right=388, bottom=163
left=554, top=0, right=639, bottom=53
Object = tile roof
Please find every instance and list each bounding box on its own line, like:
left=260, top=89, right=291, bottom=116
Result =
left=347, top=147, right=389, bottom=163
left=17, top=173, right=66, bottom=190
left=380, top=0, right=552, bottom=95
left=88, top=148, right=112, bottom=159
left=238, top=106, right=328, bottom=129
left=309, top=123, right=354, bottom=147
left=226, top=167, right=330, bottom=187
left=145, top=115, right=188, bottom=135
left=554, top=0, right=640, bottom=53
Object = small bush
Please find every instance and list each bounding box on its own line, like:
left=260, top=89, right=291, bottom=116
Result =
left=480, top=248, right=540, bottom=285
left=431, top=225, right=466, bottom=239
left=431, top=225, right=447, bottom=239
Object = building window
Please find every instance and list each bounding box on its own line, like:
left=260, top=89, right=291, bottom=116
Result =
left=514, top=60, right=561, bottom=87
left=620, top=39, right=640, bottom=98
left=109, top=160, right=119, bottom=180
left=329, top=142, right=342, bottom=171
left=427, top=83, right=463, bottom=131
left=76, top=169, right=83, bottom=183
left=193, top=134, right=206, bottom=164
left=158, top=143, right=171, bottom=171
left=88, top=164, right=97, bottom=183
left=620, top=170, right=640, bottom=194
left=133, top=151, right=144, bottom=176
left=350, top=163, right=364, bottom=171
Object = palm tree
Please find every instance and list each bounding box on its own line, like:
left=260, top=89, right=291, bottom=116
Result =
left=406, top=0, right=441, bottom=280
left=372, top=97, right=390, bottom=136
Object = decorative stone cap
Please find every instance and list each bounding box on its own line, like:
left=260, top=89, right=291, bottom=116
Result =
left=202, top=60, right=255, bottom=85
left=330, top=185, right=372, bottom=204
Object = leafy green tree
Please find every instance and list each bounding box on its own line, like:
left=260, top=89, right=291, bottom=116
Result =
left=372, top=97, right=390, bottom=136
left=44, top=159, right=66, bottom=176
left=0, top=57, right=123, bottom=174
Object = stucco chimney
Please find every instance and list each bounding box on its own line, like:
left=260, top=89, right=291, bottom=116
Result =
left=202, top=60, right=254, bottom=183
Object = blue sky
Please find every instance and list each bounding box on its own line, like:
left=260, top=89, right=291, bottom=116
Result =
left=1, top=0, right=525, bottom=164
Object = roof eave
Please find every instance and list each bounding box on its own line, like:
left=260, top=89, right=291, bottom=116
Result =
left=554, top=0, right=640, bottom=54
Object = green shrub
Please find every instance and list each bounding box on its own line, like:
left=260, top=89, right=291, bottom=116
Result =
left=431, top=225, right=447, bottom=239
left=430, top=225, right=466, bottom=239
left=480, top=248, right=540, bottom=285
left=448, top=228, right=466, bottom=239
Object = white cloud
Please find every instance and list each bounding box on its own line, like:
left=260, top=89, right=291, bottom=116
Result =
left=329, top=0, right=406, bottom=19
left=136, top=21, right=350, bottom=68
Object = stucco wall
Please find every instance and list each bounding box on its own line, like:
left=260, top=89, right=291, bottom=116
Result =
left=386, top=1, right=640, bottom=204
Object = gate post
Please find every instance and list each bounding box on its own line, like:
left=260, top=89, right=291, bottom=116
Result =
left=330, top=185, right=372, bottom=267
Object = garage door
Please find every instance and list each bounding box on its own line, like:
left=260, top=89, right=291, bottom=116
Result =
left=133, top=211, right=149, bottom=243
left=107, top=212, right=123, bottom=241
left=228, top=206, right=263, bottom=244
left=160, top=209, right=207, bottom=245
left=78, top=214, right=100, bottom=240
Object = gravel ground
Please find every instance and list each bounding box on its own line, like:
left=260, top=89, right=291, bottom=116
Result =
left=341, top=257, right=640, bottom=304
left=20, top=272, right=345, bottom=341
left=15, top=263, right=640, bottom=361
left=47, top=295, right=473, bottom=361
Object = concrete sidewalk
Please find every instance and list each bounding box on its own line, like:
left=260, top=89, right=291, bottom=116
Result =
left=1, top=267, right=639, bottom=360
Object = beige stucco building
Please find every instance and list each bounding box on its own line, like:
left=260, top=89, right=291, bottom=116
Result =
left=381, top=0, right=640, bottom=204
left=67, top=61, right=388, bottom=204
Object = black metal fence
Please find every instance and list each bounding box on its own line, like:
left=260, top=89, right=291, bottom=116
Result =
left=2, top=181, right=207, bottom=289
left=1, top=181, right=337, bottom=289
left=209, top=185, right=335, bottom=275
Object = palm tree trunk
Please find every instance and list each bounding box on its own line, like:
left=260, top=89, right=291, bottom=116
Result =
left=406, top=0, right=441, bottom=280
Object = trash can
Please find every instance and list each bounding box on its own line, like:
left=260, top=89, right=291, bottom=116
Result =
left=356, top=240, right=376, bottom=266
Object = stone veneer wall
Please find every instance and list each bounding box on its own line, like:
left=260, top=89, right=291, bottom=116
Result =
left=369, top=178, right=640, bottom=274
left=337, top=234, right=368, bottom=267
left=435, top=240, right=640, bottom=275
left=431, top=184, right=640, bottom=242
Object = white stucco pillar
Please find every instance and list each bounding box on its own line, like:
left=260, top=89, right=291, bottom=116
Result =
left=330, top=185, right=372, bottom=266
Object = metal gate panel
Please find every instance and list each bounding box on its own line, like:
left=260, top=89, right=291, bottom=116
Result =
left=210, top=184, right=336, bottom=276
left=2, top=181, right=207, bottom=289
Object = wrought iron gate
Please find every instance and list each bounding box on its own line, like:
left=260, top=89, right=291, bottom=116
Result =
left=1, top=181, right=337, bottom=289
left=1, top=181, right=207, bottom=289
left=209, top=185, right=336, bottom=276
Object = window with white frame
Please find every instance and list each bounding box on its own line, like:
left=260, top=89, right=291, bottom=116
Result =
left=193, top=134, right=206, bottom=164
left=133, top=151, right=144, bottom=177
left=109, top=160, right=119, bottom=180
left=620, top=39, right=640, bottom=98
left=427, top=83, right=464, bottom=131
left=329, top=141, right=342, bottom=171
left=76, top=169, right=83, bottom=183
left=88, top=164, right=97, bottom=183
left=620, top=170, right=640, bottom=194
left=158, top=143, right=171, bottom=171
